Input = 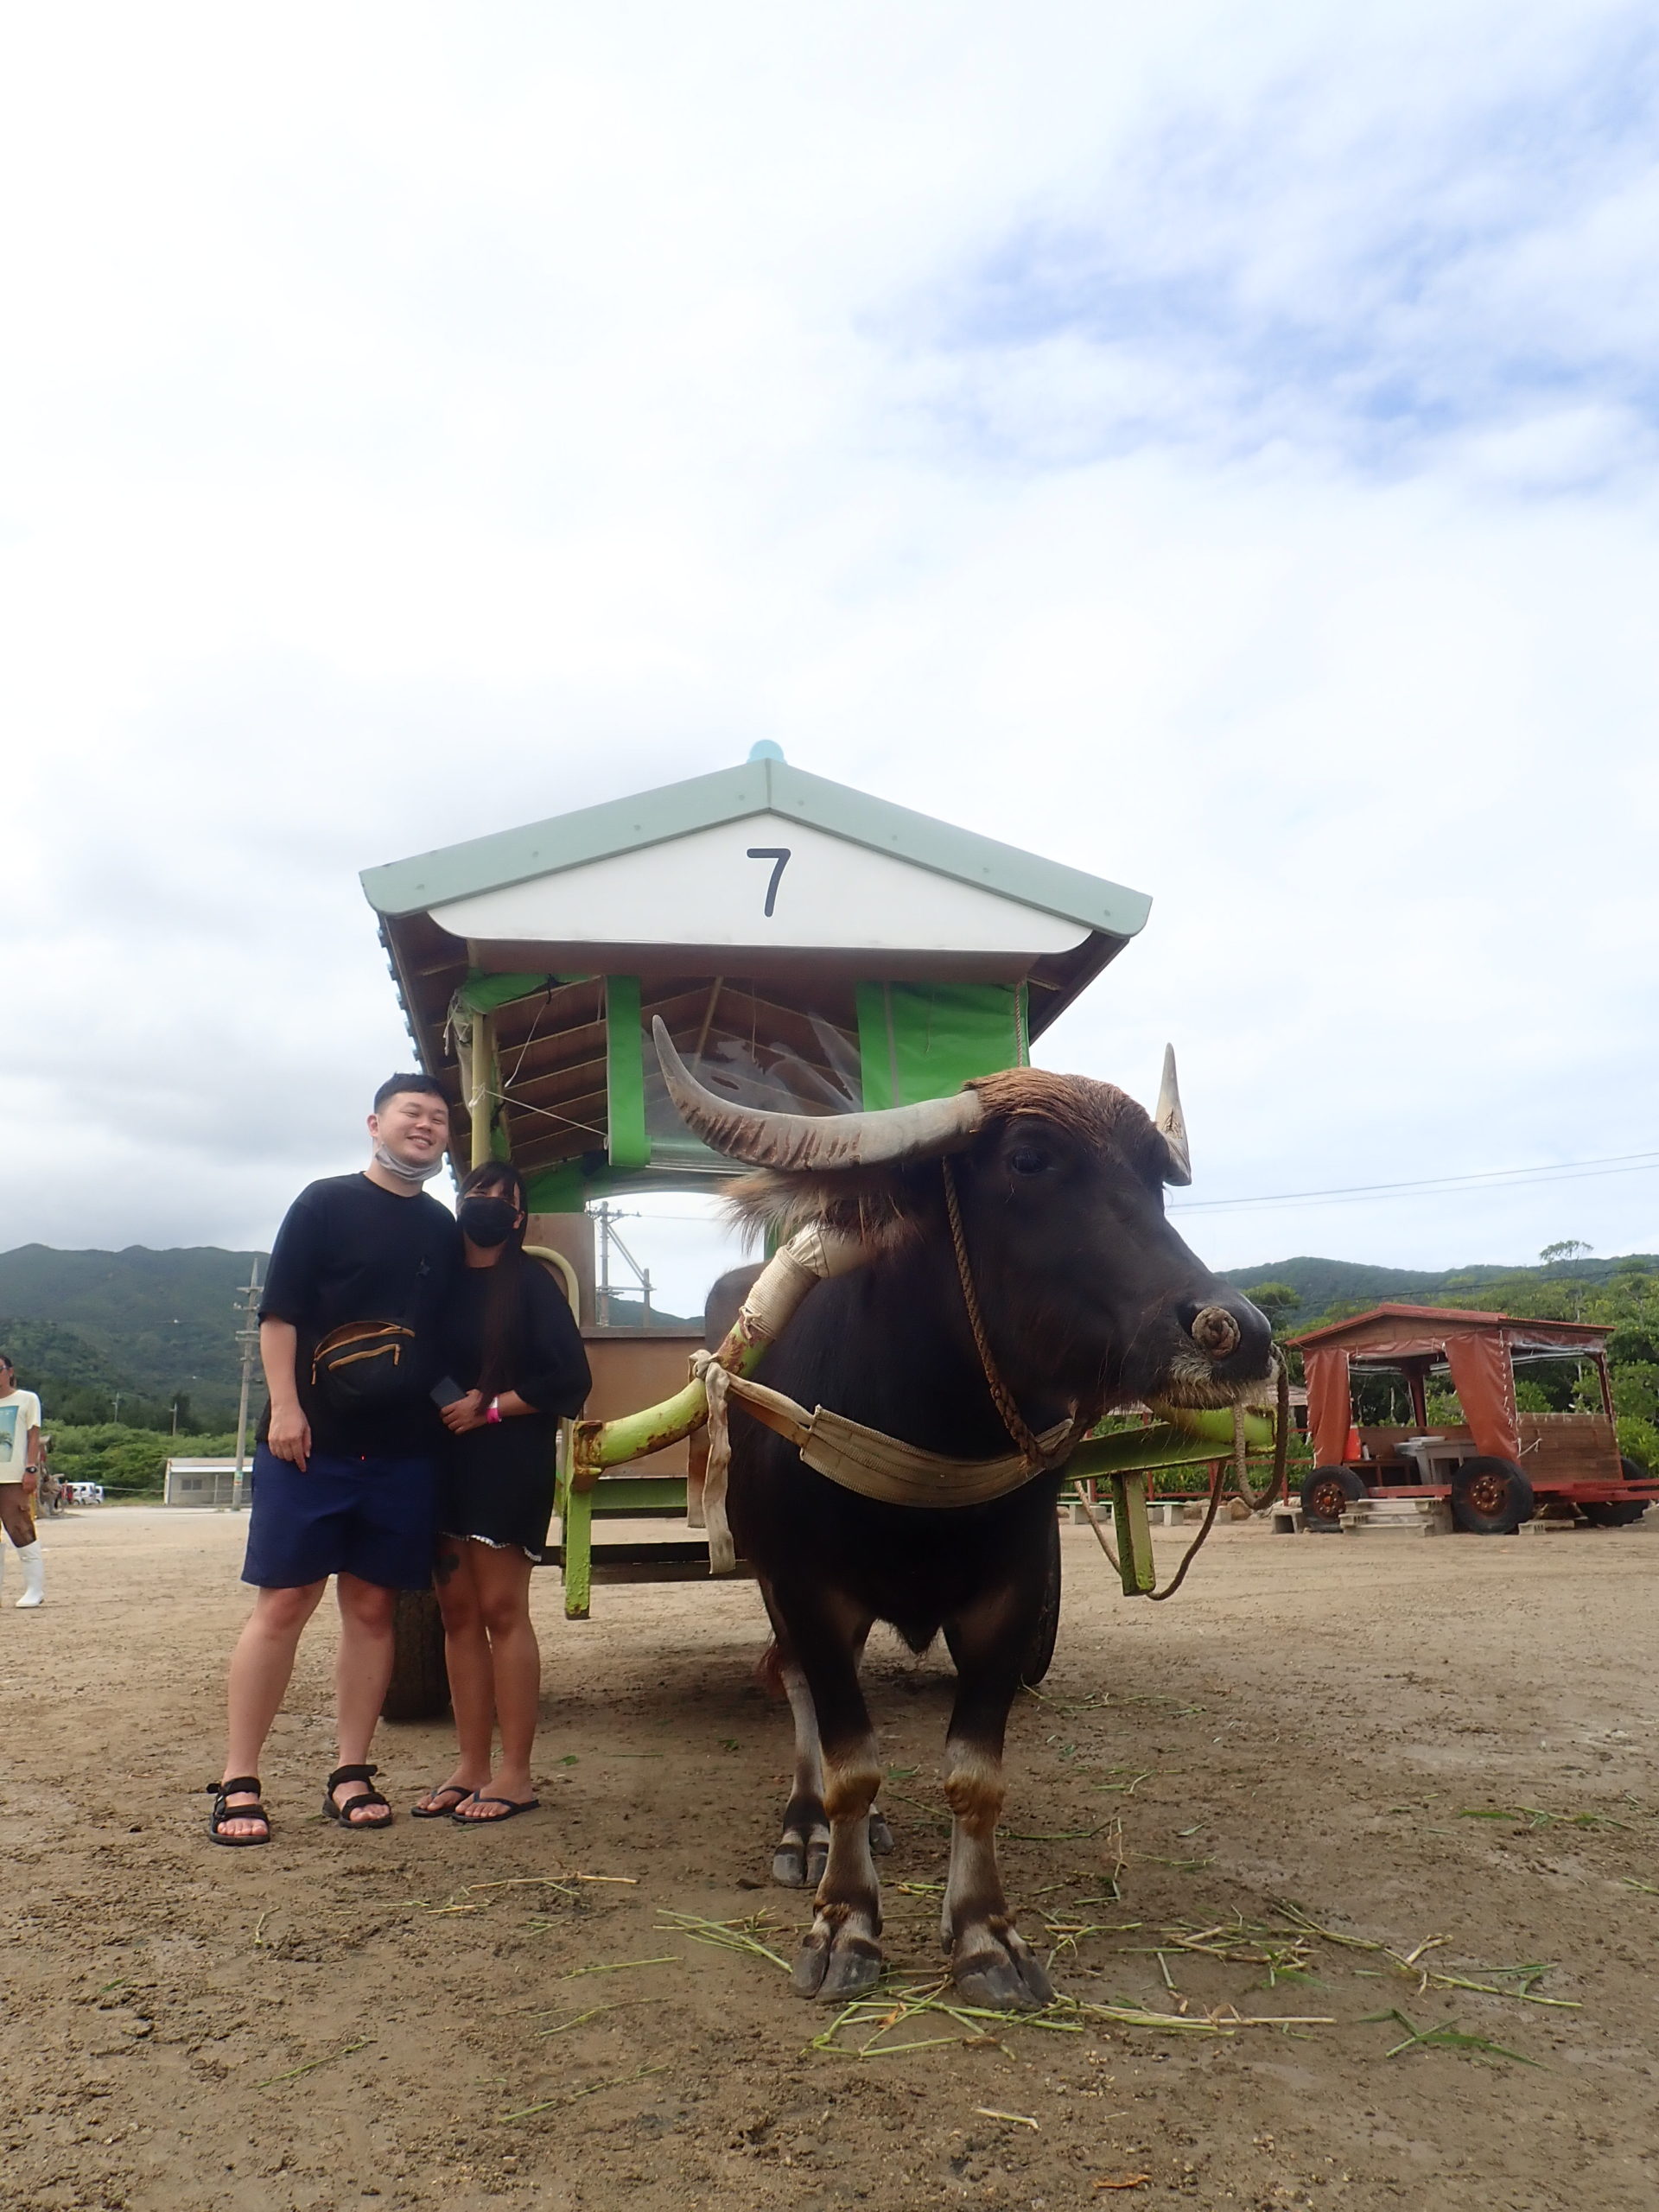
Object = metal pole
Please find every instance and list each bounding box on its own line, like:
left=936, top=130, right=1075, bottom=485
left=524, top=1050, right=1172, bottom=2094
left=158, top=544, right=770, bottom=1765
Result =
left=1596, top=1351, right=1617, bottom=1425
left=231, top=1259, right=262, bottom=1513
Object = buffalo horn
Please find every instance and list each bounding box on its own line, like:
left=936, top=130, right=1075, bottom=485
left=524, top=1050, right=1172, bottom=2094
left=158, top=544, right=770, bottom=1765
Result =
left=652, top=1016, right=985, bottom=1171
left=1155, top=1044, right=1192, bottom=1186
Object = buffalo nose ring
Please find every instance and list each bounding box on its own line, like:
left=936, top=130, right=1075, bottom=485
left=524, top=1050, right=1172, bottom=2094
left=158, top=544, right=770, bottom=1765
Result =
left=1189, top=1305, right=1242, bottom=1359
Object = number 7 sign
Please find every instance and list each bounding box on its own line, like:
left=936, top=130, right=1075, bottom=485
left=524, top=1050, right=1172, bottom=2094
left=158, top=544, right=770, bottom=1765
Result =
left=747, top=846, right=791, bottom=918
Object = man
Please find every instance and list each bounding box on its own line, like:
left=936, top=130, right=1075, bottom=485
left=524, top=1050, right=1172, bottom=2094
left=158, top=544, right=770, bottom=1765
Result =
left=210, top=1074, right=461, bottom=1846
left=0, top=1354, right=46, bottom=1607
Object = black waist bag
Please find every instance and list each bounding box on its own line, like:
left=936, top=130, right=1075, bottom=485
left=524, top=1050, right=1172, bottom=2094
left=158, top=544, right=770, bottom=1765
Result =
left=310, top=1260, right=430, bottom=1413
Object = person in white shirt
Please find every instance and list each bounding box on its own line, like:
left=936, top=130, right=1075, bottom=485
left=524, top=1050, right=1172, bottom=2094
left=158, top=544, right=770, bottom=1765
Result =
left=0, top=1353, right=46, bottom=1607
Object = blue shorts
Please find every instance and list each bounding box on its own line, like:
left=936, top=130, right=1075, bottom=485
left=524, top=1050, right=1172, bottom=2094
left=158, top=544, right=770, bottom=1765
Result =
left=242, top=1445, right=439, bottom=1592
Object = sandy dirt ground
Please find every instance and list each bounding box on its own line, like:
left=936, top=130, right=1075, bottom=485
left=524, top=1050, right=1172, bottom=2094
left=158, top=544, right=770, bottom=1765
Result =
left=3, top=1503, right=1657, bottom=2212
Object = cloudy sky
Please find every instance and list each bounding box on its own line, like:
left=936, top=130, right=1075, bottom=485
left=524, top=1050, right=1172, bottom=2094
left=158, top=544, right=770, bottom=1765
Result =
left=3, top=2, right=1656, bottom=1313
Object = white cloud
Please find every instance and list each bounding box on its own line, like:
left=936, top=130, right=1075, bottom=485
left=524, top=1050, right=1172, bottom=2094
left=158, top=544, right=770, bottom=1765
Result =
left=2, top=1, right=1656, bottom=1291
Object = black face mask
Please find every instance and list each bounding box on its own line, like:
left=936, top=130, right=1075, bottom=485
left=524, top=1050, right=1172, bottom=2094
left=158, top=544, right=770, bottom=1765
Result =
left=459, top=1195, right=518, bottom=1249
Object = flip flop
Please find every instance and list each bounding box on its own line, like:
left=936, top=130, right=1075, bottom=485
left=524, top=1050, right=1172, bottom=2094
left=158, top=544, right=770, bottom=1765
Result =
left=450, top=1794, right=541, bottom=1825
left=411, top=1783, right=475, bottom=1819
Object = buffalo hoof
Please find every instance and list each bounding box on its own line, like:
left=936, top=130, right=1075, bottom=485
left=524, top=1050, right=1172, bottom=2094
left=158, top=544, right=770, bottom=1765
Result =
left=772, top=1813, right=886, bottom=1887
left=951, top=1928, right=1055, bottom=2012
left=791, top=1920, right=884, bottom=2002
left=772, top=1831, right=830, bottom=1889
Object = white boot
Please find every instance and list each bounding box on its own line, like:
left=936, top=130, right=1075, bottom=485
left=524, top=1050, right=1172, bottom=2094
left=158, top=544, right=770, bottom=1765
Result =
left=15, top=1540, right=44, bottom=1607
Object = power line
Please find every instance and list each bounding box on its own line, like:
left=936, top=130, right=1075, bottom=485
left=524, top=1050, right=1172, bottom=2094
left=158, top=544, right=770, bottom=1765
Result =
left=1169, top=1149, right=1659, bottom=1216
left=594, top=1149, right=1659, bottom=1225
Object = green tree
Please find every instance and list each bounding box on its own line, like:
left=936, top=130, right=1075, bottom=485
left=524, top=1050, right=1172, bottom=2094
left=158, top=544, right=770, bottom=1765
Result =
left=48, top=1422, right=242, bottom=1497
left=1609, top=1361, right=1659, bottom=1425
left=1540, top=1239, right=1593, bottom=1268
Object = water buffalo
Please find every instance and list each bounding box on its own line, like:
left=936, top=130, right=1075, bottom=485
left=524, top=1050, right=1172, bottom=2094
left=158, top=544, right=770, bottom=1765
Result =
left=658, top=1025, right=1273, bottom=2011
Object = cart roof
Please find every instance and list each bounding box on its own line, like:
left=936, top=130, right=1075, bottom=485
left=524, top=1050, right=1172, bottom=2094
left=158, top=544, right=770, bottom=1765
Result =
left=359, top=755, right=1153, bottom=1198
left=362, top=754, right=1149, bottom=987
left=1288, top=1304, right=1611, bottom=1359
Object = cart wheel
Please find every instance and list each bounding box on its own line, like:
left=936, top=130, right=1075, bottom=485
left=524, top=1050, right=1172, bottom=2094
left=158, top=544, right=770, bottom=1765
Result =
left=1449, top=1457, right=1534, bottom=1535
left=1581, top=1456, right=1652, bottom=1528
left=382, top=1588, right=451, bottom=1721
left=1300, top=1465, right=1368, bottom=1531
left=1020, top=1514, right=1062, bottom=1686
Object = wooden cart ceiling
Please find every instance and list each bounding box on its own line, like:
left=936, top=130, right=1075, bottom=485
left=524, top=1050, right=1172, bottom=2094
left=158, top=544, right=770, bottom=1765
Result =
left=363, top=760, right=1152, bottom=1186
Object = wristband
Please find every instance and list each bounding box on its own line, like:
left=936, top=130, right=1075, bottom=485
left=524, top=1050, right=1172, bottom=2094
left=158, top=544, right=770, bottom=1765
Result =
left=486, top=1398, right=502, bottom=1425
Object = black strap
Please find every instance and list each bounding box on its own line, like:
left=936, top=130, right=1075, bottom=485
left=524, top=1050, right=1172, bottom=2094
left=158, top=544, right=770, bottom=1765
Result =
left=210, top=1776, right=263, bottom=1797
left=326, top=1763, right=378, bottom=1789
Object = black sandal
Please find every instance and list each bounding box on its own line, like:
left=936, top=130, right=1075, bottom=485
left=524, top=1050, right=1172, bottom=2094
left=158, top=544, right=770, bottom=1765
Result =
left=323, top=1763, right=393, bottom=1830
left=207, top=1776, right=271, bottom=1847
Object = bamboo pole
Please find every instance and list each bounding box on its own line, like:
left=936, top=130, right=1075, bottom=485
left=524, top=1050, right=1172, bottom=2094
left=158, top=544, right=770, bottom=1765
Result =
left=467, top=1007, right=495, bottom=1170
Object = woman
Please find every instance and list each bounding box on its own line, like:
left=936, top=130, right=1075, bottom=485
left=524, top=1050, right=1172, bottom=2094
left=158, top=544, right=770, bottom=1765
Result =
left=413, top=1163, right=590, bottom=1825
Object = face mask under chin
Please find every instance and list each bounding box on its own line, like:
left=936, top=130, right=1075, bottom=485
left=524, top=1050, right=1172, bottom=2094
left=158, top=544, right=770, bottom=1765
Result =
left=372, top=1140, right=445, bottom=1185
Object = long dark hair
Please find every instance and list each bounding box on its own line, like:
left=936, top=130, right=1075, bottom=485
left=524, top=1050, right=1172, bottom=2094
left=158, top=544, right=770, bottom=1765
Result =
left=457, top=1160, right=529, bottom=1398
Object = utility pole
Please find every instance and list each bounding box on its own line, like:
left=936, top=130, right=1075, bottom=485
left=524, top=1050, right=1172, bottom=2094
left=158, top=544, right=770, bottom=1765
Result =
left=591, top=1203, right=654, bottom=1327
left=231, top=1260, right=263, bottom=1512
left=111, top=1392, right=122, bottom=1422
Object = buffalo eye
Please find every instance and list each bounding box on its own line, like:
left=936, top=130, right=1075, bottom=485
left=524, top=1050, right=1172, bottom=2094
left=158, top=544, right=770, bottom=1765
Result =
left=1008, top=1145, right=1049, bottom=1177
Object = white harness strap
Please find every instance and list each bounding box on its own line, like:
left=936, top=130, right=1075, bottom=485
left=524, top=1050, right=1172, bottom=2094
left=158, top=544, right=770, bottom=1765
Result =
left=694, top=1223, right=868, bottom=1575
left=689, top=1217, right=1072, bottom=1573
left=698, top=1359, right=741, bottom=1574
left=696, top=1356, right=1071, bottom=1568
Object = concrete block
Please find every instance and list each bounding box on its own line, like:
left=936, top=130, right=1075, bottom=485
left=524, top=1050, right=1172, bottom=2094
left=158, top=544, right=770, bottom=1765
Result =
left=1341, top=1502, right=1453, bottom=1536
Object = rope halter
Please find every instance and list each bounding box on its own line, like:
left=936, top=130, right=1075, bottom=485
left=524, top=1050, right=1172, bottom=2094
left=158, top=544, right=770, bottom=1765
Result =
left=940, top=1157, right=1098, bottom=1475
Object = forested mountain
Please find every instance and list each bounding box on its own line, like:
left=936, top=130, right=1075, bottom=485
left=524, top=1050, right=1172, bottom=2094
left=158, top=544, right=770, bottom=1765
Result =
left=1223, top=1252, right=1659, bottom=1328
left=4, top=1239, right=1656, bottom=1437
left=0, top=1245, right=265, bottom=1427
left=0, top=1243, right=690, bottom=1428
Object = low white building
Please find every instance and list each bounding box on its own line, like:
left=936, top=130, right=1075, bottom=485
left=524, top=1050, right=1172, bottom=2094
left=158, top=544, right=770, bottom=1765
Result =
left=163, top=1458, right=244, bottom=1508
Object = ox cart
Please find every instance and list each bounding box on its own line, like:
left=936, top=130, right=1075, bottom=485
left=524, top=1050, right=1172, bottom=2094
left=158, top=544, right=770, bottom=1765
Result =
left=1290, top=1304, right=1658, bottom=1534
left=361, top=748, right=1283, bottom=1717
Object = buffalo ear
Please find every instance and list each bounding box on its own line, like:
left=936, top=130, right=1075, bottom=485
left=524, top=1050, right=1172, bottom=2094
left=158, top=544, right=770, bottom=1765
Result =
left=1155, top=1045, right=1192, bottom=1187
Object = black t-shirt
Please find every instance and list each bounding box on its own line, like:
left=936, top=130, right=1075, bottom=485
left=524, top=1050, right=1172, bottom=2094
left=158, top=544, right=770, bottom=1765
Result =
left=441, top=1260, right=591, bottom=1417
left=257, top=1173, right=461, bottom=1456
left=439, top=1259, right=592, bottom=1532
